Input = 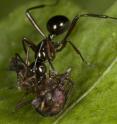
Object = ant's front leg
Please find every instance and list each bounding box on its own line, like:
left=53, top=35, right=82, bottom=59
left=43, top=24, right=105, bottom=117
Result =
left=58, top=13, right=117, bottom=49
left=55, top=39, right=87, bottom=63
left=22, top=37, right=38, bottom=66
left=22, top=37, right=37, bottom=54
left=68, top=41, right=87, bottom=64
left=54, top=16, right=87, bottom=63
left=25, top=0, right=60, bottom=38
left=26, top=6, right=46, bottom=38
left=55, top=13, right=117, bottom=64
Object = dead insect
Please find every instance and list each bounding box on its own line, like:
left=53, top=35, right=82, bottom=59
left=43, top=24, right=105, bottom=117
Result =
left=10, top=53, right=73, bottom=116
left=32, top=68, right=73, bottom=116
left=10, top=46, right=73, bottom=116
left=10, top=52, right=46, bottom=93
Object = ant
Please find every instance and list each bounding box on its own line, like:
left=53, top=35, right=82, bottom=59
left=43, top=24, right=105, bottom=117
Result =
left=22, top=0, right=117, bottom=72
left=10, top=48, right=73, bottom=116
left=10, top=0, right=117, bottom=116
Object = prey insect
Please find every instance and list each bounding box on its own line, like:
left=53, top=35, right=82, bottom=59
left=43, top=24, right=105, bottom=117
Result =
left=10, top=48, right=73, bottom=116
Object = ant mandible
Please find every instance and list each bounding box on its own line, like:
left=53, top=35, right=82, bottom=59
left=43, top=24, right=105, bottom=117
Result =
left=22, top=0, right=117, bottom=71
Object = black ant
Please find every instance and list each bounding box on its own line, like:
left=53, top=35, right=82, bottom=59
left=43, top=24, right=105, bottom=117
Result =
left=10, top=48, right=73, bottom=116
left=10, top=0, right=117, bottom=116
left=22, top=0, right=117, bottom=72
left=22, top=0, right=87, bottom=72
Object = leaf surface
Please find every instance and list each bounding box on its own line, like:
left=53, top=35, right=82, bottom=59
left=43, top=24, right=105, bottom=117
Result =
left=0, top=0, right=117, bottom=124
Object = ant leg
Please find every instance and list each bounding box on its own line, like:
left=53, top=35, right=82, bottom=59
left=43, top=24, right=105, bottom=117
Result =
left=45, top=47, right=55, bottom=71
left=55, top=40, right=87, bottom=63
left=15, top=53, right=26, bottom=64
left=25, top=47, right=30, bottom=66
left=25, top=0, right=59, bottom=38
left=56, top=13, right=117, bottom=63
left=22, top=37, right=37, bottom=54
left=78, top=13, right=117, bottom=20
left=68, top=41, right=87, bottom=64
left=47, top=58, right=55, bottom=71
left=45, top=41, right=55, bottom=70
left=22, top=37, right=37, bottom=65
left=56, top=16, right=80, bottom=51
left=59, top=13, right=117, bottom=47
left=55, top=16, right=87, bottom=63
left=26, top=6, right=46, bottom=38
left=61, top=13, right=117, bottom=47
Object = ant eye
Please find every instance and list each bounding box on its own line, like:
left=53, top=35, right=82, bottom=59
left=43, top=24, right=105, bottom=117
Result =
left=47, top=15, right=70, bottom=35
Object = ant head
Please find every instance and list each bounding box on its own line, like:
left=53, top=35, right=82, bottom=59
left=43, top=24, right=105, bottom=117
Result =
left=47, top=15, right=70, bottom=35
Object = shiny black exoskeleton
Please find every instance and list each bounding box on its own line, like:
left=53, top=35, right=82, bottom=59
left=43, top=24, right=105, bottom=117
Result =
left=22, top=14, right=72, bottom=71
left=47, top=15, right=70, bottom=35
left=22, top=1, right=89, bottom=72
left=23, top=0, right=117, bottom=71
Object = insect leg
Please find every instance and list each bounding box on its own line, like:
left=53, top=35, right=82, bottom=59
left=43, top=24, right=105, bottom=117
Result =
left=15, top=53, right=26, bottom=64
left=57, top=13, right=117, bottom=48
left=68, top=41, right=87, bottom=64
left=55, top=39, right=87, bottom=63
left=60, top=13, right=117, bottom=48
left=25, top=0, right=60, bottom=38
left=56, top=13, right=117, bottom=63
left=54, top=15, right=85, bottom=64
left=22, top=37, right=37, bottom=54
left=78, top=13, right=117, bottom=20
left=44, top=45, right=55, bottom=71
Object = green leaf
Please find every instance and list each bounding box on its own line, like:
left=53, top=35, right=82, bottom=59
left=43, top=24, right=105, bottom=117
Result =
left=0, top=0, right=117, bottom=124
